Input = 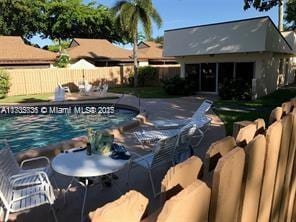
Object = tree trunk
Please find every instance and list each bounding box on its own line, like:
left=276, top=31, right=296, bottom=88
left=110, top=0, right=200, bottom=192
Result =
left=278, top=0, right=284, bottom=31
left=133, top=32, right=138, bottom=88
left=58, top=38, right=62, bottom=53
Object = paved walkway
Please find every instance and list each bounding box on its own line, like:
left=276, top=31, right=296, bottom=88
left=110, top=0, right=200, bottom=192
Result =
left=8, top=94, right=226, bottom=222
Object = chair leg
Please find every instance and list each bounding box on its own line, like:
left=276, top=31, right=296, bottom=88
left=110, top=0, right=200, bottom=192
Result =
left=148, top=170, right=158, bottom=198
left=50, top=204, right=58, bottom=222
left=51, top=174, right=59, bottom=190
left=192, top=129, right=204, bottom=147
left=3, top=209, right=9, bottom=222
left=126, top=162, right=132, bottom=187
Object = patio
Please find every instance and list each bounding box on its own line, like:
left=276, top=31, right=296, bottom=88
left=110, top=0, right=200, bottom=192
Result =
left=5, top=95, right=225, bottom=222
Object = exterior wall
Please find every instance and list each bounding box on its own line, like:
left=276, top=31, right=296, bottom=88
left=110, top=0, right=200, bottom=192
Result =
left=176, top=52, right=295, bottom=99
left=139, top=61, right=149, bottom=67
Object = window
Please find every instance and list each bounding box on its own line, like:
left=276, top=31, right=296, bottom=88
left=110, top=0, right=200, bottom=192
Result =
left=218, top=63, right=234, bottom=85
left=185, top=64, right=200, bottom=91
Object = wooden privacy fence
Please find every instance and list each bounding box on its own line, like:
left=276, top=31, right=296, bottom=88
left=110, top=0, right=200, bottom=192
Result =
left=88, top=97, right=296, bottom=222
left=7, top=65, right=180, bottom=96
left=164, top=97, right=296, bottom=222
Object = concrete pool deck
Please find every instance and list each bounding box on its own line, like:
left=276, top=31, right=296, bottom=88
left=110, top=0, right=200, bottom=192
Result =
left=6, top=94, right=226, bottom=222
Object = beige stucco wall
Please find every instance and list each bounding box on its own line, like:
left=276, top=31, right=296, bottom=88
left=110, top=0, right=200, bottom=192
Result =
left=176, top=52, right=295, bottom=99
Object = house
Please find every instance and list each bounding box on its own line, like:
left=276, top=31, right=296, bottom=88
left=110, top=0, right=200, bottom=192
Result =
left=164, top=16, right=296, bottom=98
left=67, top=38, right=132, bottom=67
left=137, top=41, right=177, bottom=66
left=0, top=36, right=57, bottom=69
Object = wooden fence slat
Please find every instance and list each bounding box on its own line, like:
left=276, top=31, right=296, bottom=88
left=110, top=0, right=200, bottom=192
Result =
left=209, top=147, right=245, bottom=222
left=271, top=114, right=294, bottom=221
left=257, top=121, right=283, bottom=222
left=240, top=135, right=266, bottom=222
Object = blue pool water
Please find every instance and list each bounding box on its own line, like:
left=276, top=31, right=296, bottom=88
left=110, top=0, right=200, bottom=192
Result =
left=0, top=108, right=137, bottom=153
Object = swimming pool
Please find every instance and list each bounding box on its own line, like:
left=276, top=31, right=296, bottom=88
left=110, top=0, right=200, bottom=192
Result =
left=0, top=107, right=137, bottom=153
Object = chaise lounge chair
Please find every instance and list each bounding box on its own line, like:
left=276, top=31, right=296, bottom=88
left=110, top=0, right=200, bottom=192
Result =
left=151, top=99, right=213, bottom=129
left=134, top=120, right=206, bottom=150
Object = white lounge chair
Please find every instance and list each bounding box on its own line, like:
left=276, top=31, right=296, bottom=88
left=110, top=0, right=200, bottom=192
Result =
left=151, top=100, right=213, bottom=129
left=0, top=140, right=57, bottom=188
left=127, top=135, right=178, bottom=197
left=134, top=120, right=205, bottom=149
left=0, top=170, right=57, bottom=222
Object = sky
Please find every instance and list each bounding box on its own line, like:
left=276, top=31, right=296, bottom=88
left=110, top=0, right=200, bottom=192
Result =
left=31, top=0, right=279, bottom=47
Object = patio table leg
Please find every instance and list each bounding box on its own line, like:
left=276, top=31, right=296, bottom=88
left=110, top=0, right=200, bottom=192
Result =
left=64, top=177, right=75, bottom=205
left=79, top=178, right=88, bottom=222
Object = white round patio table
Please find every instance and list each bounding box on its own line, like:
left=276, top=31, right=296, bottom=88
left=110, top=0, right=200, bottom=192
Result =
left=52, top=151, right=128, bottom=222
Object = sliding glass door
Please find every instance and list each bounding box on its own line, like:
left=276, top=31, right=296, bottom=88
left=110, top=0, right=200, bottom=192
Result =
left=200, top=63, right=217, bottom=93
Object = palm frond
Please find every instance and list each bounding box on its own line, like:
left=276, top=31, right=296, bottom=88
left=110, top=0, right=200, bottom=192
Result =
left=138, top=7, right=152, bottom=38
left=150, top=8, right=162, bottom=28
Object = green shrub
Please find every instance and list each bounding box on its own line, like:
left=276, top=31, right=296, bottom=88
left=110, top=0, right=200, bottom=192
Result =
left=128, top=73, right=134, bottom=87
left=138, top=66, right=158, bottom=86
left=162, top=76, right=195, bottom=96
left=219, top=78, right=252, bottom=100
left=0, top=69, right=10, bottom=98
left=56, top=53, right=70, bottom=68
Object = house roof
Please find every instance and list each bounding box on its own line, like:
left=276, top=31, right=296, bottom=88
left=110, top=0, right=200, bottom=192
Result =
left=0, top=36, right=57, bottom=64
left=164, top=16, right=294, bottom=57
left=67, top=38, right=132, bottom=61
left=137, top=41, right=175, bottom=61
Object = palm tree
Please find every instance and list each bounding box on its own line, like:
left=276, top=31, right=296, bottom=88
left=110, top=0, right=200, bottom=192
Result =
left=113, top=0, right=162, bottom=87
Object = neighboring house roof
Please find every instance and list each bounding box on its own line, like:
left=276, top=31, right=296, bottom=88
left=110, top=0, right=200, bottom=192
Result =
left=68, top=38, right=132, bottom=61
left=164, top=16, right=294, bottom=57
left=0, top=36, right=57, bottom=64
left=137, top=41, right=175, bottom=61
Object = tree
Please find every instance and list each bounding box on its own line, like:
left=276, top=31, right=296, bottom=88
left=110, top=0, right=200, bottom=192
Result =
left=148, top=35, right=164, bottom=46
left=0, top=0, right=46, bottom=38
left=285, top=0, right=296, bottom=29
left=43, top=0, right=124, bottom=52
left=243, top=0, right=284, bottom=30
left=244, top=0, right=280, bottom=11
left=113, top=0, right=162, bottom=87
left=46, top=39, right=71, bottom=52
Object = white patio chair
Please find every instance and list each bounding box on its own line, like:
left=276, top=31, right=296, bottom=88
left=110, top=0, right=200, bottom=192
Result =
left=78, top=81, right=93, bottom=95
left=0, top=140, right=57, bottom=188
left=151, top=99, right=213, bottom=129
left=174, top=123, right=198, bottom=164
left=98, top=84, right=108, bottom=96
left=0, top=170, right=57, bottom=222
left=127, top=135, right=178, bottom=197
left=54, top=86, right=65, bottom=102
left=58, top=83, right=71, bottom=94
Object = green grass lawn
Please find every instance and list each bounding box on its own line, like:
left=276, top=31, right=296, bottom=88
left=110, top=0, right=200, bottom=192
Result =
left=0, top=93, right=52, bottom=103
left=214, top=88, right=296, bottom=135
left=109, top=86, right=178, bottom=98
